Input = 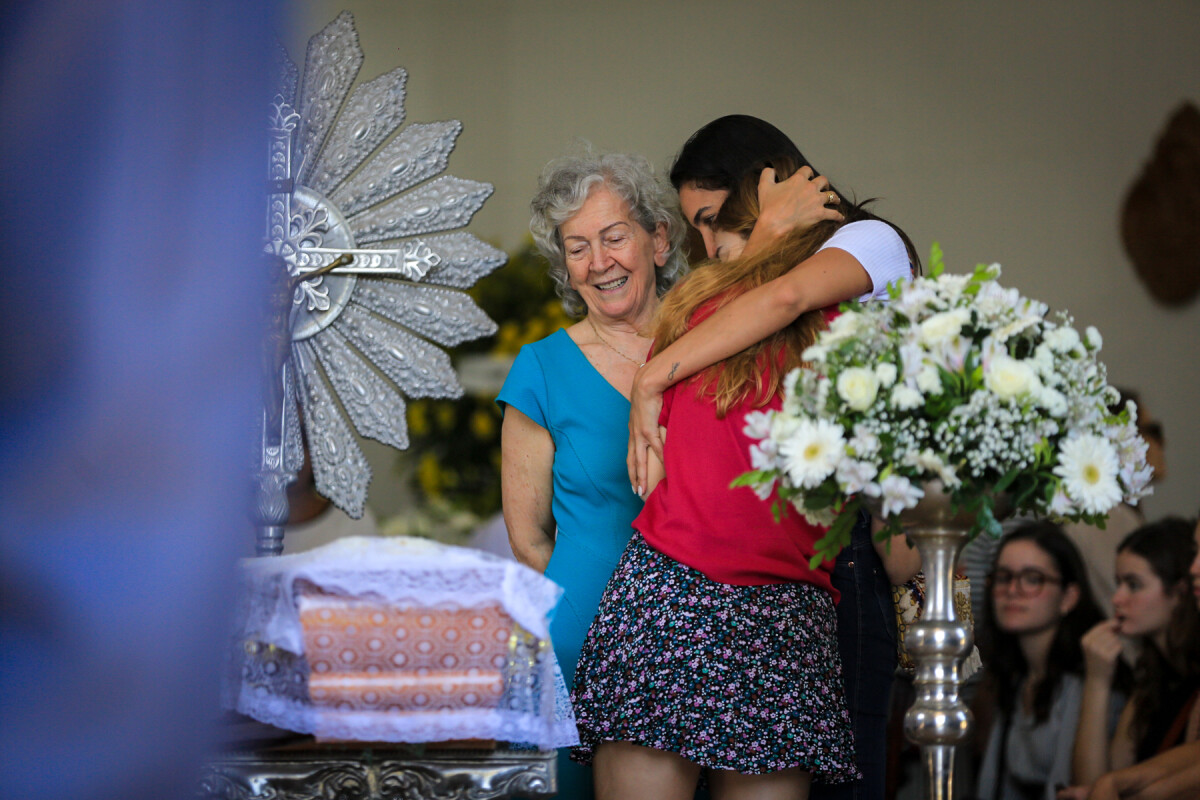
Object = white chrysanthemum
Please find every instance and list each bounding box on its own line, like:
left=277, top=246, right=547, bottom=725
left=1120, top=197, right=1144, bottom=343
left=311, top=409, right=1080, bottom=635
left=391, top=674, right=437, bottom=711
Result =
left=891, top=384, right=924, bottom=411
left=1053, top=434, right=1123, bottom=514
left=802, top=343, right=829, bottom=363
left=1045, top=325, right=1081, bottom=354
left=1038, top=386, right=1068, bottom=418
left=837, top=367, right=880, bottom=411
left=918, top=308, right=970, bottom=347
left=779, top=418, right=846, bottom=489
left=836, top=459, right=879, bottom=494
left=1085, top=326, right=1103, bottom=350
left=894, top=284, right=937, bottom=319
left=879, top=474, right=925, bottom=517
left=1031, top=343, right=1057, bottom=381
left=916, top=365, right=943, bottom=395
left=984, top=355, right=1040, bottom=400
left=848, top=424, right=881, bottom=458
left=743, top=410, right=775, bottom=440
left=875, top=362, right=898, bottom=388
left=823, top=311, right=865, bottom=344
left=933, top=273, right=971, bottom=301
left=975, top=281, right=1020, bottom=319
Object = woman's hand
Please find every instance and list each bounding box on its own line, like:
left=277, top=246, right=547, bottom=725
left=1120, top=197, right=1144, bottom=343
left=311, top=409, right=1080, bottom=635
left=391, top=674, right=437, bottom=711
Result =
left=745, top=166, right=844, bottom=255
left=627, top=365, right=664, bottom=495
left=1082, top=619, right=1124, bottom=680
left=1054, top=785, right=1091, bottom=800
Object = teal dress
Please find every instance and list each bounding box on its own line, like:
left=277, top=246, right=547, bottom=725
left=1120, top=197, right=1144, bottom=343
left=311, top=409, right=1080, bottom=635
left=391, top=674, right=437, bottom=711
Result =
left=497, top=328, right=643, bottom=798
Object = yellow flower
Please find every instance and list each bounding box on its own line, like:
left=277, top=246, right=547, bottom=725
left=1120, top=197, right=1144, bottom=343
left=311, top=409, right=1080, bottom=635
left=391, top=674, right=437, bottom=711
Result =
left=470, top=408, right=496, bottom=440
left=417, top=453, right=442, bottom=496
left=408, top=401, right=429, bottom=436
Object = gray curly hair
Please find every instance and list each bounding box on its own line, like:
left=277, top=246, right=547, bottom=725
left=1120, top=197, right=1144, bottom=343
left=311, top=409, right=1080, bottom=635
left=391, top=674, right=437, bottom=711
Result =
left=529, top=149, right=688, bottom=317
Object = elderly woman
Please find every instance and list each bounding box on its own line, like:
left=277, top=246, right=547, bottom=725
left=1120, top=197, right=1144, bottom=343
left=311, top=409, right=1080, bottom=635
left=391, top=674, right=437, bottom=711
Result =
left=497, top=150, right=688, bottom=797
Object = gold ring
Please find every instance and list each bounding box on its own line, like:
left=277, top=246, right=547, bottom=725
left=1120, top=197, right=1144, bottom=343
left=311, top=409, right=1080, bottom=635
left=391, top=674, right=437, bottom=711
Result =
left=828, top=191, right=836, bottom=205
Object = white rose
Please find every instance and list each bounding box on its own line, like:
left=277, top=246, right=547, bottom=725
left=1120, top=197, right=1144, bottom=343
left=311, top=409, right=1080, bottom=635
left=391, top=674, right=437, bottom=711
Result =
left=984, top=355, right=1040, bottom=400
left=836, top=367, right=880, bottom=411
left=1085, top=326, right=1103, bottom=350
left=875, top=362, right=898, bottom=388
left=918, top=308, right=970, bottom=347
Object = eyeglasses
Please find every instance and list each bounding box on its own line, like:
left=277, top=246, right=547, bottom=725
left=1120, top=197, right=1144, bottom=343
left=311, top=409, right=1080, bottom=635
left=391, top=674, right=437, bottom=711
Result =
left=989, top=568, right=1062, bottom=596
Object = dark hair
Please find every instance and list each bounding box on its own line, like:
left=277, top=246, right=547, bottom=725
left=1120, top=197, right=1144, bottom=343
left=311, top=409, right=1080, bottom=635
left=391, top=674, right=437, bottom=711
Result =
left=978, top=521, right=1105, bottom=723
left=652, top=157, right=832, bottom=416
left=668, top=114, right=921, bottom=273
left=1116, top=517, right=1200, bottom=745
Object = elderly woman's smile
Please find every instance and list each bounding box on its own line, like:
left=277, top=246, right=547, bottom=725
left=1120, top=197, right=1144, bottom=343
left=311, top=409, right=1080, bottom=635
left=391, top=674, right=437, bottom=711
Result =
left=559, top=185, right=666, bottom=325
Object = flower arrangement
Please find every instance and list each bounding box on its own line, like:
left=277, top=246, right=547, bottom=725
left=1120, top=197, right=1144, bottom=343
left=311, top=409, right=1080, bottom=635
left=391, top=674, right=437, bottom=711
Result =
left=734, top=246, right=1153, bottom=565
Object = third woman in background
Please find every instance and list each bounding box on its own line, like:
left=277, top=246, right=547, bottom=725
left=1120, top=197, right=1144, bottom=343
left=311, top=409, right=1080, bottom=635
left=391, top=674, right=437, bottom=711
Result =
left=1071, top=517, right=1200, bottom=788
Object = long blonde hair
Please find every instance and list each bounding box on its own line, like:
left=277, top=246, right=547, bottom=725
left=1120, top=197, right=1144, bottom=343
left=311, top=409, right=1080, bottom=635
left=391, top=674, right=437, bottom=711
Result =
left=652, top=159, right=838, bottom=416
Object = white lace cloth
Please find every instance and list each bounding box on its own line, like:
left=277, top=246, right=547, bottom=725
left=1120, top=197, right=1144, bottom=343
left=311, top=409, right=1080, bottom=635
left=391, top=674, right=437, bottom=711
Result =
left=223, top=536, right=579, bottom=748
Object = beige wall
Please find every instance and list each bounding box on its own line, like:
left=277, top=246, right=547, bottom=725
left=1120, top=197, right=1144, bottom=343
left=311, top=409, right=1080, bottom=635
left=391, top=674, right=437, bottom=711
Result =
left=291, top=0, right=1199, bottom=519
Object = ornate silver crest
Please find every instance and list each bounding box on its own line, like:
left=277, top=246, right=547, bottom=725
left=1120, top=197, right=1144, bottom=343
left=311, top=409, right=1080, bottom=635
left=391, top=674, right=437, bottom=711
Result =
left=256, top=12, right=504, bottom=552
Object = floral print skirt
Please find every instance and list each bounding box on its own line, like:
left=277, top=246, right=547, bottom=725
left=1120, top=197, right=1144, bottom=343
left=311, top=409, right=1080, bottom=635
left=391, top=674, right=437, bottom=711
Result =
left=569, top=532, right=859, bottom=781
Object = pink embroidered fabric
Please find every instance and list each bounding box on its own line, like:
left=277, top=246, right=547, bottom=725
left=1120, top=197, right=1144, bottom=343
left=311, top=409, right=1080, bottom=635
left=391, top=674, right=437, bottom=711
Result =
left=223, top=536, right=578, bottom=748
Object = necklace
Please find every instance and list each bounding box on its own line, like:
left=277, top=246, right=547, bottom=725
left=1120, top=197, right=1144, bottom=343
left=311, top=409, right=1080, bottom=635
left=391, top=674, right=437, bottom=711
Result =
left=587, top=315, right=646, bottom=367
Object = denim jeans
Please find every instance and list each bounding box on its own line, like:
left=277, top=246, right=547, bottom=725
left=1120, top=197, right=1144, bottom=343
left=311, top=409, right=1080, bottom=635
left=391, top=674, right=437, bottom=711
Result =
left=812, top=512, right=897, bottom=800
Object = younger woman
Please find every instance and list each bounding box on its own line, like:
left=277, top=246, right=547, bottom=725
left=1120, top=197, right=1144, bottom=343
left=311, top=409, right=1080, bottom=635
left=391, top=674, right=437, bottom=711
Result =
left=974, top=522, right=1106, bottom=800
left=1072, top=517, right=1200, bottom=785
left=570, top=160, right=910, bottom=799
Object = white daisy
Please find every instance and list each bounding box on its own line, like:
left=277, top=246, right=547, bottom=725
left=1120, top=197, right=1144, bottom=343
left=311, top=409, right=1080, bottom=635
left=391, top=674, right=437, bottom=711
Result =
left=779, top=418, right=845, bottom=489
left=1053, top=434, right=1123, bottom=514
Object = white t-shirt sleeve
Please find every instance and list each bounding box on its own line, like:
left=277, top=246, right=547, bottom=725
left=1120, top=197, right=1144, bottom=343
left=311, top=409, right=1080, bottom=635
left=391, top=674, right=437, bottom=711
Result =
left=816, top=219, right=912, bottom=301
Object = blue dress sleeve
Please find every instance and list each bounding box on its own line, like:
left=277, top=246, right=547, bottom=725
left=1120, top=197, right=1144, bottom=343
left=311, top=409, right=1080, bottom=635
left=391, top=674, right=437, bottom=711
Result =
left=496, top=344, right=549, bottom=430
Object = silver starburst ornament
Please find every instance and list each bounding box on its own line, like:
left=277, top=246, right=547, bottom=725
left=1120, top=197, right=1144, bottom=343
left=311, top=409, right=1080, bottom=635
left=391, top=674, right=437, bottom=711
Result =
left=255, top=12, right=504, bottom=554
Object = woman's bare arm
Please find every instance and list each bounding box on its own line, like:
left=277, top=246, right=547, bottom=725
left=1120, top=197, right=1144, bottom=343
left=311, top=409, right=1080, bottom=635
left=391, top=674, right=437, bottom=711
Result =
left=872, top=517, right=922, bottom=585
left=1073, top=620, right=1128, bottom=784
left=627, top=248, right=871, bottom=490
left=500, top=407, right=557, bottom=572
